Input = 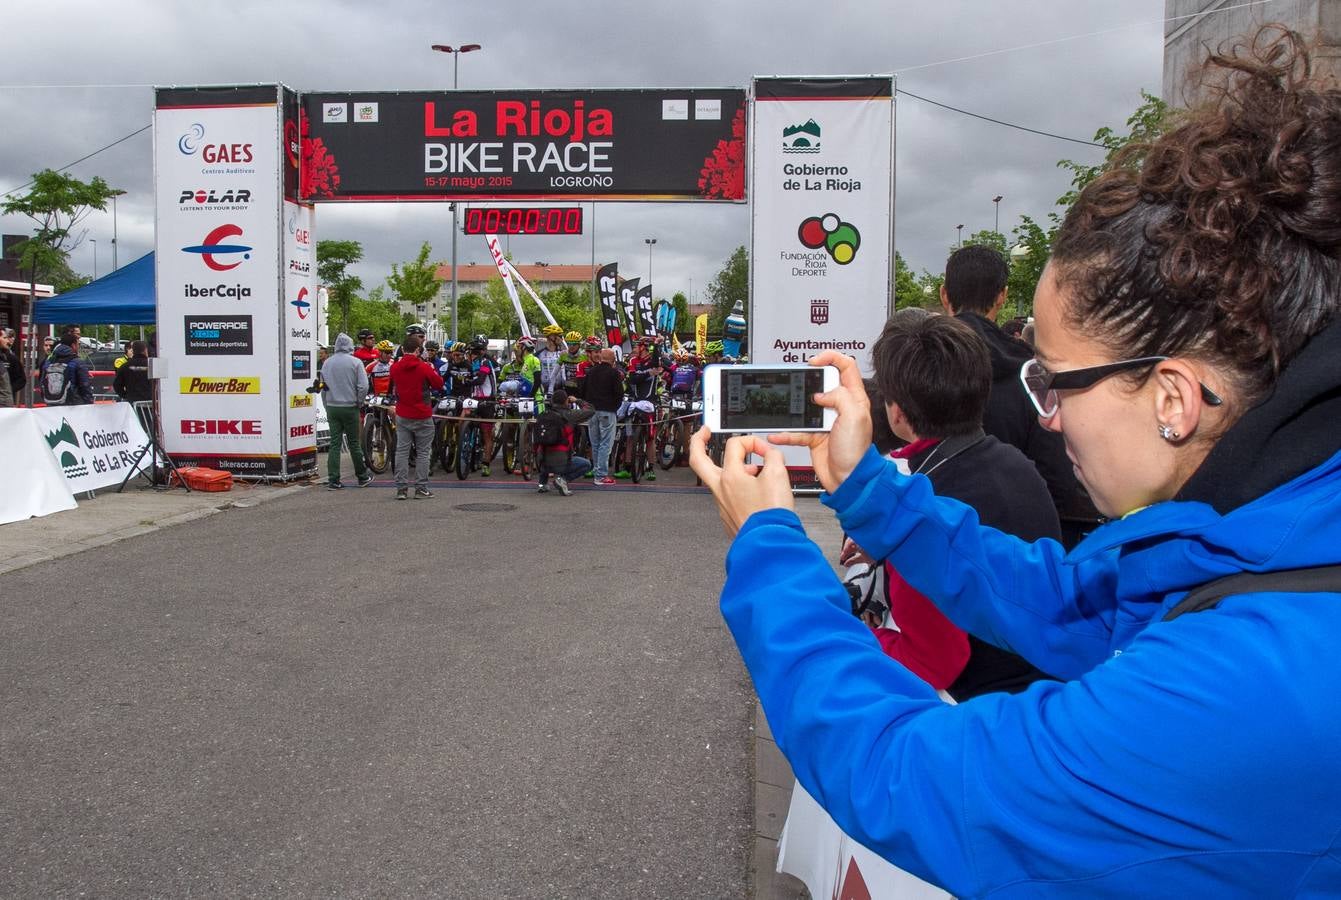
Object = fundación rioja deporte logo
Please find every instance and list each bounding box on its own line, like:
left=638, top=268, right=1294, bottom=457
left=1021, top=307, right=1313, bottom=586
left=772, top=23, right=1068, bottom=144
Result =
left=798, top=213, right=860, bottom=265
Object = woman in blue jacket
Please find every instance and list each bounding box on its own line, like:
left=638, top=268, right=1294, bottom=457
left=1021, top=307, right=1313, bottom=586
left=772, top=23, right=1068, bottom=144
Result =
left=691, top=29, right=1341, bottom=898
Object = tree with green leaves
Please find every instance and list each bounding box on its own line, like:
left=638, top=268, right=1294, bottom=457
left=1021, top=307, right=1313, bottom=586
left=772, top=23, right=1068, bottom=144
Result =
left=385, top=242, right=441, bottom=324
left=671, top=291, right=690, bottom=332
left=706, top=245, right=748, bottom=332
left=1, top=168, right=119, bottom=404
left=346, top=284, right=411, bottom=341
left=316, top=239, right=363, bottom=335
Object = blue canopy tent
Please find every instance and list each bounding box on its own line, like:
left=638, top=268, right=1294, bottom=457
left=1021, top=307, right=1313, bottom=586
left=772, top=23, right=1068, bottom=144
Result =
left=33, top=252, right=155, bottom=325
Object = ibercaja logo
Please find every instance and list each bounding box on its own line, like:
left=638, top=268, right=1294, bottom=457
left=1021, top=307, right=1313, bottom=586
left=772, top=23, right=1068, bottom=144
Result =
left=798, top=214, right=860, bottom=265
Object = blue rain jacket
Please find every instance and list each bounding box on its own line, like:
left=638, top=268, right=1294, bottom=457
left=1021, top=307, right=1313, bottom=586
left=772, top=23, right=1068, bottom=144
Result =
left=722, top=444, right=1341, bottom=897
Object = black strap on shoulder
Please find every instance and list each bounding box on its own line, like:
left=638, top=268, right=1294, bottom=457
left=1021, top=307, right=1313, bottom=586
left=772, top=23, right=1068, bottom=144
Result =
left=1163, top=565, right=1341, bottom=622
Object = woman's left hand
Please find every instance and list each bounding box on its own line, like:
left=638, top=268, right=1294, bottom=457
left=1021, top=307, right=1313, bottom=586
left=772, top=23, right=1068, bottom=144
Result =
left=689, top=427, right=794, bottom=536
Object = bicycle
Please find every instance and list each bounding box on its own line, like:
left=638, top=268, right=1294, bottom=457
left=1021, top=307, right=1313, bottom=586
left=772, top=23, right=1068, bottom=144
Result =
left=455, top=398, right=486, bottom=480
left=361, top=395, right=396, bottom=474
left=499, top=396, right=538, bottom=479
left=625, top=403, right=656, bottom=484
left=434, top=397, right=464, bottom=473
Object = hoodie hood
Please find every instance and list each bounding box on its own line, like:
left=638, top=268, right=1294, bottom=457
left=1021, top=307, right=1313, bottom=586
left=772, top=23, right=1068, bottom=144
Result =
left=50, top=342, right=78, bottom=362
left=333, top=332, right=355, bottom=354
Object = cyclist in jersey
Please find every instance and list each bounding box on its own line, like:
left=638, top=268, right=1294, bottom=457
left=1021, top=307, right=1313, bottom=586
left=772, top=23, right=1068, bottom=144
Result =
left=499, top=336, right=541, bottom=398
left=615, top=365, right=659, bottom=480
left=445, top=342, right=474, bottom=398
left=393, top=323, right=427, bottom=361
left=626, top=336, right=661, bottom=376
left=668, top=351, right=701, bottom=396
left=467, top=336, right=498, bottom=475
left=558, top=330, right=584, bottom=397
left=365, top=340, right=395, bottom=397
left=536, top=324, right=570, bottom=398
left=353, top=329, right=379, bottom=365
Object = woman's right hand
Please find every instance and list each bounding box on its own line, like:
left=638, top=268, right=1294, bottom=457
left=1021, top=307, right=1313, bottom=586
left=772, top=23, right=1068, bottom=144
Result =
left=769, top=351, right=872, bottom=494
left=839, top=537, right=875, bottom=568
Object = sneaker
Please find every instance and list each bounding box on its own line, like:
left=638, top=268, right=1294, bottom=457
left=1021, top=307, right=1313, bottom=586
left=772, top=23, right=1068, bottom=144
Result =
left=554, top=476, right=572, bottom=496
left=480, top=465, right=491, bottom=477
left=595, top=476, right=617, bottom=486
left=414, top=487, right=434, bottom=499
left=614, top=469, right=631, bottom=480
left=536, top=483, right=550, bottom=493
left=357, top=474, right=374, bottom=487
left=396, top=487, right=409, bottom=500
left=644, top=472, right=656, bottom=482
left=583, top=469, right=594, bottom=478
left=326, top=481, right=343, bottom=490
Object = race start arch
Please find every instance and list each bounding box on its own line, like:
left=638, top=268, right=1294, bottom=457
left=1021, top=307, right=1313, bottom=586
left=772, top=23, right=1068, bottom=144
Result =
left=152, top=79, right=892, bottom=480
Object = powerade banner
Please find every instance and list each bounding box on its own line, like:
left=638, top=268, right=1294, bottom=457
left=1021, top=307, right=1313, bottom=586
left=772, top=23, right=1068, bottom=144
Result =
left=619, top=278, right=640, bottom=349
left=749, top=77, right=893, bottom=374
left=154, top=85, right=291, bottom=478
left=598, top=263, right=621, bottom=348
left=636, top=284, right=656, bottom=337
left=750, top=77, right=894, bottom=485
left=300, top=89, right=747, bottom=202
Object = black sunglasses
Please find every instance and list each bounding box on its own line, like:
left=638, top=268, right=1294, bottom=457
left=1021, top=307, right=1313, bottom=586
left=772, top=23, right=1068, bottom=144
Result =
left=1019, top=356, right=1223, bottom=419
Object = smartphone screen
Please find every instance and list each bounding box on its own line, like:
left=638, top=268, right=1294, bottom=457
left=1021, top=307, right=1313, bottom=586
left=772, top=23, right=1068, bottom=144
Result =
left=720, top=367, right=826, bottom=430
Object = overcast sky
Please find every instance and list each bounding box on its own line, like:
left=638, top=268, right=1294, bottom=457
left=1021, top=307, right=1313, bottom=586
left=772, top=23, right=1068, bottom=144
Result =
left=1, top=0, right=1195, bottom=306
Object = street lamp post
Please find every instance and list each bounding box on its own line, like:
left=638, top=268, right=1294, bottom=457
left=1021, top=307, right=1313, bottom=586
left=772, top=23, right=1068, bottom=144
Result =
left=993, top=195, right=1003, bottom=234
left=91, top=239, right=98, bottom=280
left=644, top=237, right=656, bottom=285
left=431, top=42, right=482, bottom=342
left=956, top=224, right=964, bottom=248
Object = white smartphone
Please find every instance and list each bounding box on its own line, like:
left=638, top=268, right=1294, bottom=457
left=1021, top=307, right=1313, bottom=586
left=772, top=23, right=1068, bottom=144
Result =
left=701, top=364, right=839, bottom=433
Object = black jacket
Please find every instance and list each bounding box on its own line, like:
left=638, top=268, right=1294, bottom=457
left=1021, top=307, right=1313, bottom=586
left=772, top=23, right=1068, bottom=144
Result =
left=1, top=347, right=25, bottom=397
left=583, top=362, right=624, bottom=412
left=955, top=313, right=1102, bottom=531
left=905, top=431, right=1060, bottom=700
left=113, top=356, right=153, bottom=403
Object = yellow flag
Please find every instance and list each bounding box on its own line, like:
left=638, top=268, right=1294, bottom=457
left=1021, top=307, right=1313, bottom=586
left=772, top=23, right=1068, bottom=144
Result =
left=695, top=313, right=708, bottom=350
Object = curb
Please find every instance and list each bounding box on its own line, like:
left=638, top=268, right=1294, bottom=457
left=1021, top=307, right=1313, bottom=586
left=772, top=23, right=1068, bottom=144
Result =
left=0, top=483, right=311, bottom=577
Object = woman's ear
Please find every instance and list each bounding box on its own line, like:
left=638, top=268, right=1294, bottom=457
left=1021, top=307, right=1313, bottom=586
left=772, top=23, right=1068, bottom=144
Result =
left=1152, top=359, right=1212, bottom=441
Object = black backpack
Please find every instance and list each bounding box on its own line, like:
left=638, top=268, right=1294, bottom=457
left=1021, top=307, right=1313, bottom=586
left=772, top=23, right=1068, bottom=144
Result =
left=1163, top=566, right=1341, bottom=621
left=535, top=410, right=567, bottom=447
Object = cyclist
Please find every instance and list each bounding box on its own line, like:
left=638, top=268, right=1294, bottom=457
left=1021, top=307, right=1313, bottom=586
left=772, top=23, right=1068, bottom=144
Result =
left=445, top=341, right=474, bottom=398
left=353, top=329, right=379, bottom=365
left=559, top=330, right=584, bottom=396
left=536, top=324, right=570, bottom=398
left=365, top=340, right=395, bottom=398
left=394, top=324, right=427, bottom=360
left=467, top=335, right=498, bottom=475
left=627, top=335, right=661, bottom=376
left=667, top=350, right=701, bottom=397
left=615, top=364, right=659, bottom=481
left=422, top=339, right=449, bottom=382
left=499, top=336, right=541, bottom=398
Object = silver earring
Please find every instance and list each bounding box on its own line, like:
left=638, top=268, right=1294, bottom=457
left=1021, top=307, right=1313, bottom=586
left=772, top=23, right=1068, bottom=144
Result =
left=1158, top=424, right=1180, bottom=441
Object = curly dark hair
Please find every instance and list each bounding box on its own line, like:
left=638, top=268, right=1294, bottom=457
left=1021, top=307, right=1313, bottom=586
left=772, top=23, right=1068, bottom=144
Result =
left=1051, top=26, right=1341, bottom=411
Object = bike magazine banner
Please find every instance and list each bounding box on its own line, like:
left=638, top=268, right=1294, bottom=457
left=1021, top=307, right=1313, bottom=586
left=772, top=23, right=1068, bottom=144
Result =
left=300, top=89, right=747, bottom=202
left=636, top=284, right=656, bottom=337
left=598, top=263, right=621, bottom=348
left=749, top=77, right=894, bottom=484
left=155, top=85, right=292, bottom=478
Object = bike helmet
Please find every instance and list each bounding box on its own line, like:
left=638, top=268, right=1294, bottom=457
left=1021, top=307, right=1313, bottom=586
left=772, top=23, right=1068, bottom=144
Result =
left=564, top=330, right=582, bottom=343
left=637, top=335, right=656, bottom=346
left=541, top=323, right=564, bottom=336
left=375, top=339, right=395, bottom=352
left=704, top=340, right=724, bottom=355
left=405, top=324, right=426, bottom=336
left=582, top=336, right=603, bottom=351
left=424, top=340, right=440, bottom=352
left=721, top=355, right=737, bottom=364
left=449, top=341, right=468, bottom=353
left=357, top=328, right=375, bottom=340
left=682, top=340, right=696, bottom=353
left=469, top=336, right=488, bottom=351
left=516, top=335, right=537, bottom=350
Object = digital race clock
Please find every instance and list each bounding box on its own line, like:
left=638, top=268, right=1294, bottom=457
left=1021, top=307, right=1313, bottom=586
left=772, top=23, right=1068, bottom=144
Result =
left=462, top=207, right=584, bottom=235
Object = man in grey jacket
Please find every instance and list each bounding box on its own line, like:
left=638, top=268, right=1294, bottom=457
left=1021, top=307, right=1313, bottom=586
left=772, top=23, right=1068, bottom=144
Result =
left=320, top=333, right=373, bottom=489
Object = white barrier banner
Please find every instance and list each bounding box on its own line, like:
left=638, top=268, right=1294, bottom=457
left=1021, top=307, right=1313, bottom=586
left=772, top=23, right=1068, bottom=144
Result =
left=31, top=403, right=153, bottom=494
left=0, top=408, right=78, bottom=526
left=778, top=783, right=950, bottom=900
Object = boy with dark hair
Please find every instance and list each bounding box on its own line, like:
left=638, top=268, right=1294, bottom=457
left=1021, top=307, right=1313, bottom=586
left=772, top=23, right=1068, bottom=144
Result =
left=845, top=310, right=1059, bottom=700
left=40, top=330, right=93, bottom=406
left=940, top=244, right=1102, bottom=547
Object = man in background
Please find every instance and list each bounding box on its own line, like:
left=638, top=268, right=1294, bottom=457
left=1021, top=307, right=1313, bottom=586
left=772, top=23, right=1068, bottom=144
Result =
left=389, top=334, right=443, bottom=500
left=584, top=348, right=624, bottom=486
left=112, top=340, right=152, bottom=403
left=0, top=328, right=25, bottom=408
left=319, top=333, right=372, bottom=490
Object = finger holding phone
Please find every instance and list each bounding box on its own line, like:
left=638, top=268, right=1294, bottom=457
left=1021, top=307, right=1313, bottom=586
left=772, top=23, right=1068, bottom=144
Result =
left=689, top=429, right=794, bottom=536
left=766, top=351, right=871, bottom=494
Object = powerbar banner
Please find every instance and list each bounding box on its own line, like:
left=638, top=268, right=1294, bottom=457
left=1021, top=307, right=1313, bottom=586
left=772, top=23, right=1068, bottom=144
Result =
left=300, top=89, right=747, bottom=202
left=750, top=77, right=893, bottom=375
left=750, top=77, right=894, bottom=485
left=636, top=284, right=656, bottom=337
left=155, top=85, right=296, bottom=478
left=598, top=263, right=621, bottom=348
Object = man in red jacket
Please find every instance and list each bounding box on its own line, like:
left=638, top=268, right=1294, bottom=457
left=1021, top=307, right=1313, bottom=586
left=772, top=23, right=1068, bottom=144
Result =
left=389, top=334, right=444, bottom=500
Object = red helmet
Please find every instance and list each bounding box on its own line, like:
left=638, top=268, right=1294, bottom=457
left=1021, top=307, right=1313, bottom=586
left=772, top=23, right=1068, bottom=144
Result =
left=516, top=335, right=537, bottom=349
left=582, top=336, right=603, bottom=351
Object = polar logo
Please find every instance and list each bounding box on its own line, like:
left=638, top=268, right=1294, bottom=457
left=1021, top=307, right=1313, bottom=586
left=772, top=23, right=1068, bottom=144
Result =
left=178, top=123, right=206, bottom=155
left=291, top=287, right=310, bottom=320
left=181, top=224, right=252, bottom=272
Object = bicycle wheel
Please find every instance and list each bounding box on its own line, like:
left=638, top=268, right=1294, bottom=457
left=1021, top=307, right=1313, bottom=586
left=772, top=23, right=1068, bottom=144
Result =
left=456, top=422, right=477, bottom=480
left=363, top=414, right=390, bottom=474
left=502, top=423, right=518, bottom=474
left=516, top=422, right=532, bottom=479
left=631, top=421, right=647, bottom=483
left=437, top=421, right=458, bottom=473
left=657, top=421, right=677, bottom=470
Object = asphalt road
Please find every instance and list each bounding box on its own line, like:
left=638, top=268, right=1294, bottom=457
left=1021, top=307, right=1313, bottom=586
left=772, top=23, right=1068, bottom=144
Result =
left=1, top=475, right=757, bottom=898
